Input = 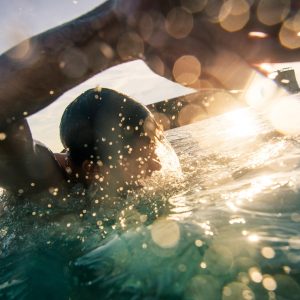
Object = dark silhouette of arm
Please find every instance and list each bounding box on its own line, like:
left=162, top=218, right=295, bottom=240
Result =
left=1, top=0, right=300, bottom=127
left=0, top=0, right=125, bottom=126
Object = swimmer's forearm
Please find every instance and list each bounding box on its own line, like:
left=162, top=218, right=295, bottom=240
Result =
left=0, top=0, right=127, bottom=125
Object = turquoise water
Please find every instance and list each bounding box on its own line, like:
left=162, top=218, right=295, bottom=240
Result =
left=1, top=107, right=300, bottom=299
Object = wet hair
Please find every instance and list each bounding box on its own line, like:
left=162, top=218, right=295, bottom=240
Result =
left=60, top=88, right=160, bottom=166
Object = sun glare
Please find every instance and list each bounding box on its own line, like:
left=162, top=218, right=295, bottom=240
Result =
left=244, top=74, right=281, bottom=109
left=268, top=95, right=300, bottom=135
left=224, top=109, right=259, bottom=138
left=248, top=31, right=268, bottom=39
left=248, top=234, right=260, bottom=243
left=259, top=63, right=274, bottom=74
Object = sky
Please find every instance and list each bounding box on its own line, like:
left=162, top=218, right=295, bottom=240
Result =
left=0, top=0, right=105, bottom=53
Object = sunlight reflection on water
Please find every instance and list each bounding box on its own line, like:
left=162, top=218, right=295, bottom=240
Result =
left=223, top=109, right=260, bottom=138
left=158, top=106, right=300, bottom=298
left=1, top=107, right=300, bottom=299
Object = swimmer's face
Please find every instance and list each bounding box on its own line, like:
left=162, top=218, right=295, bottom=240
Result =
left=118, top=117, right=163, bottom=183
left=81, top=138, right=161, bottom=188
left=119, top=139, right=161, bottom=182
left=79, top=112, right=163, bottom=189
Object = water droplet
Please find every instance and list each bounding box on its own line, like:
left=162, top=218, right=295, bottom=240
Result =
left=165, top=7, right=194, bottom=39
left=151, top=219, right=180, bottom=248
left=0, top=133, right=6, bottom=141
left=261, top=247, right=275, bottom=259
left=173, top=55, right=201, bottom=85
left=262, top=276, right=277, bottom=291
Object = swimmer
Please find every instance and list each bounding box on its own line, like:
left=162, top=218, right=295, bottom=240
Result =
left=0, top=87, right=162, bottom=198
left=1, top=0, right=300, bottom=197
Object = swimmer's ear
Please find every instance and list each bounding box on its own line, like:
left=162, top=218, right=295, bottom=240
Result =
left=82, top=160, right=92, bottom=173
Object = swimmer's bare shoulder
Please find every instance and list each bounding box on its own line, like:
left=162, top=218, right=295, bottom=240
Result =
left=0, top=118, right=67, bottom=197
left=0, top=0, right=122, bottom=199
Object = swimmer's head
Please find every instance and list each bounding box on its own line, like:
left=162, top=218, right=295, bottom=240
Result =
left=60, top=88, right=162, bottom=188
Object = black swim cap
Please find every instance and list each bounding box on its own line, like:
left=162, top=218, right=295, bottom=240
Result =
left=60, top=88, right=160, bottom=166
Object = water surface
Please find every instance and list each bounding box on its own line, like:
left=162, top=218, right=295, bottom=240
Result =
left=1, top=107, right=300, bottom=300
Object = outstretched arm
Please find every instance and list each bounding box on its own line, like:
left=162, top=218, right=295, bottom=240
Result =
left=1, top=1, right=300, bottom=125
left=0, top=0, right=127, bottom=126
left=2, top=0, right=300, bottom=125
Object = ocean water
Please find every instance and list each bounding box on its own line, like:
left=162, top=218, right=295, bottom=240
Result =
left=1, top=107, right=300, bottom=299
